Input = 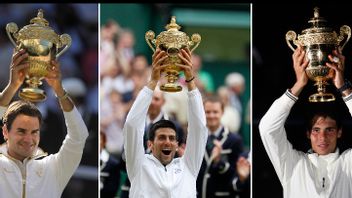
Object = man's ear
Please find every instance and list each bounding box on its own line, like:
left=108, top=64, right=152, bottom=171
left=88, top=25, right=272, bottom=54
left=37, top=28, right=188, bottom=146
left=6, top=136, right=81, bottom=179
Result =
left=2, top=125, right=8, bottom=141
left=337, top=128, right=342, bottom=138
left=147, top=140, right=153, bottom=151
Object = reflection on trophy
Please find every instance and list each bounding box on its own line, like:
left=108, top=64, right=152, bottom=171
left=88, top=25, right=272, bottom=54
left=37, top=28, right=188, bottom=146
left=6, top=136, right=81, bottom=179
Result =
left=6, top=9, right=72, bottom=102
left=145, top=16, right=201, bottom=92
left=286, top=7, right=351, bottom=102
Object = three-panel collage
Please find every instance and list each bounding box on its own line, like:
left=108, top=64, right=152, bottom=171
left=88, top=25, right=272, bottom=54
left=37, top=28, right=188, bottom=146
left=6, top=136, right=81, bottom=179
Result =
left=1, top=3, right=352, bottom=198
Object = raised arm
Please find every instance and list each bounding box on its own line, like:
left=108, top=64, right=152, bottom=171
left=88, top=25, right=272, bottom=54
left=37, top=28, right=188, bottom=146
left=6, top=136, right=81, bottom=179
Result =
left=43, top=60, right=89, bottom=190
left=290, top=46, right=309, bottom=97
left=259, top=47, right=308, bottom=183
left=0, top=49, right=29, bottom=106
left=178, top=48, right=208, bottom=176
left=123, top=49, right=168, bottom=179
left=45, top=60, right=74, bottom=112
left=326, top=48, right=352, bottom=97
left=54, top=106, right=89, bottom=190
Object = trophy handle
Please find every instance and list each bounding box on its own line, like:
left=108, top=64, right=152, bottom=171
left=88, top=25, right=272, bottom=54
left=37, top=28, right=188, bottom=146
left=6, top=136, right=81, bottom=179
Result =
left=145, top=30, right=156, bottom=52
left=56, top=34, right=72, bottom=58
left=285, top=30, right=299, bottom=52
left=189, top=33, right=201, bottom=52
left=337, top=25, right=351, bottom=50
left=6, top=22, right=19, bottom=47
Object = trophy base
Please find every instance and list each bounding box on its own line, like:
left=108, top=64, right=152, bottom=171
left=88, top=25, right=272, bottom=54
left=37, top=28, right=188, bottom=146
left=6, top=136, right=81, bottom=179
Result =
left=309, top=92, right=335, bottom=102
left=160, top=83, right=182, bottom=92
left=19, top=87, right=46, bottom=103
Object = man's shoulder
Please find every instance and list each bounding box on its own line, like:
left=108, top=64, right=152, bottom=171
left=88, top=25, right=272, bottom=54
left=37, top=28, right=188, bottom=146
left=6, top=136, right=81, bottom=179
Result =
left=226, top=131, right=243, bottom=142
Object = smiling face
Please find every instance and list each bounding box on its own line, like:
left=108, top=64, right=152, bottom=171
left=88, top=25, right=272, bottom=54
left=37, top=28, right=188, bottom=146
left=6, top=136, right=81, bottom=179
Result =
left=149, top=127, right=178, bottom=166
left=204, top=101, right=224, bottom=132
left=3, top=114, right=40, bottom=161
left=308, top=116, right=342, bottom=155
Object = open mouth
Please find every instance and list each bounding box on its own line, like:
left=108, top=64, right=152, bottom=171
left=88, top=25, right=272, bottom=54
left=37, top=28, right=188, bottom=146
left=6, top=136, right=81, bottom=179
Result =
left=162, top=149, right=172, bottom=155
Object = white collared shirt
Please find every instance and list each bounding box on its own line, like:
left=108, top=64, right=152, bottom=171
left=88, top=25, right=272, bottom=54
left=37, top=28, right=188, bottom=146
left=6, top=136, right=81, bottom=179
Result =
left=0, top=106, right=88, bottom=198
left=123, top=86, right=207, bottom=198
left=259, top=90, right=352, bottom=198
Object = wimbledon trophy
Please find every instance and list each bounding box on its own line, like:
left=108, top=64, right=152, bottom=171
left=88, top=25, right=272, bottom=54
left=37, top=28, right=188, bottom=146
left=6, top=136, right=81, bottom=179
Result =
left=145, top=16, right=201, bottom=92
left=286, top=7, right=351, bottom=102
left=6, top=9, right=72, bottom=102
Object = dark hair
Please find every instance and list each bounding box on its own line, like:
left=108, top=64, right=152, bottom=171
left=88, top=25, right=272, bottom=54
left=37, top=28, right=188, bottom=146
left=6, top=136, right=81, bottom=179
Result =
left=2, top=100, right=42, bottom=131
left=148, top=119, right=177, bottom=141
left=306, top=110, right=341, bottom=132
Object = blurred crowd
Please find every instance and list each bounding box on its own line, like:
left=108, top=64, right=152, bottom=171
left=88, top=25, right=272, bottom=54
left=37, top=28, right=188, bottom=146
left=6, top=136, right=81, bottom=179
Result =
left=100, top=16, right=250, bottom=198
left=0, top=4, right=98, bottom=198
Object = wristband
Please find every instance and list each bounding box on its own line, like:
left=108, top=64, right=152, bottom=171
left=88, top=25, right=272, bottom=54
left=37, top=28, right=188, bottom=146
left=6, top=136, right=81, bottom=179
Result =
left=337, top=79, right=352, bottom=94
left=185, top=76, right=195, bottom=83
left=56, top=90, right=69, bottom=100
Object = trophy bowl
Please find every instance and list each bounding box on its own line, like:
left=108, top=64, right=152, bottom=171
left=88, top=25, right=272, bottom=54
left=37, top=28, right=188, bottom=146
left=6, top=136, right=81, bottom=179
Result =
left=286, top=7, right=351, bottom=102
left=145, top=16, right=201, bottom=92
left=6, top=9, right=71, bottom=102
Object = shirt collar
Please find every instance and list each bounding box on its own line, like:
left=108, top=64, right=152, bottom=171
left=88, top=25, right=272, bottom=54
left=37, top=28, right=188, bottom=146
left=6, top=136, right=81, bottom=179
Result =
left=208, top=125, right=223, bottom=138
left=308, top=147, right=340, bottom=167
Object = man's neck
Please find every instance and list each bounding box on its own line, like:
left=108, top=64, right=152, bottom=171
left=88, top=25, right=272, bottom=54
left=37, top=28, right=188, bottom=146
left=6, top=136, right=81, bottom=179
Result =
left=208, top=125, right=223, bottom=136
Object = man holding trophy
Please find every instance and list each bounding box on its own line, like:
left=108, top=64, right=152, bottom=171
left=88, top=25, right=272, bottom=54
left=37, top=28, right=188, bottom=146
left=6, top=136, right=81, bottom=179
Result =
left=259, top=45, right=352, bottom=197
left=122, top=46, right=207, bottom=197
left=0, top=10, right=89, bottom=198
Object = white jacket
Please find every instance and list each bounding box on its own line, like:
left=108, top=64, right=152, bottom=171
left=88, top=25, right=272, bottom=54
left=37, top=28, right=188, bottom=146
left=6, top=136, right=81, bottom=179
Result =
left=0, top=106, right=88, bottom=198
left=123, top=86, right=207, bottom=198
left=259, top=90, right=352, bottom=198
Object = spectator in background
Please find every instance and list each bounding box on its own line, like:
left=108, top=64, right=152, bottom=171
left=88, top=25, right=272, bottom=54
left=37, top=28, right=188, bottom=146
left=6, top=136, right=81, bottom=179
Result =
left=100, top=58, right=134, bottom=98
left=225, top=72, right=245, bottom=115
left=100, top=19, right=120, bottom=75
left=217, top=86, right=241, bottom=133
left=197, top=95, right=244, bottom=198
left=100, top=89, right=126, bottom=159
left=115, top=28, right=135, bottom=75
left=125, top=54, right=152, bottom=104
left=100, top=131, right=120, bottom=198
left=232, top=151, right=250, bottom=198
left=181, top=53, right=215, bottom=95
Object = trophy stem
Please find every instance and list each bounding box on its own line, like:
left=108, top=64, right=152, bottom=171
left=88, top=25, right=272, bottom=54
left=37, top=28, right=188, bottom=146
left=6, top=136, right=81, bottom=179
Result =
left=317, top=81, right=325, bottom=93
left=309, top=80, right=335, bottom=102
left=20, top=77, right=46, bottom=102
left=160, top=70, right=182, bottom=92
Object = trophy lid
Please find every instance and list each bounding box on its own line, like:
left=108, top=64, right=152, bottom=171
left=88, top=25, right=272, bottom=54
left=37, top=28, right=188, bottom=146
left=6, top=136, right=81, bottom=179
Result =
left=302, top=7, right=333, bottom=34
left=155, top=16, right=189, bottom=48
left=16, top=9, right=60, bottom=44
left=165, top=16, right=181, bottom=31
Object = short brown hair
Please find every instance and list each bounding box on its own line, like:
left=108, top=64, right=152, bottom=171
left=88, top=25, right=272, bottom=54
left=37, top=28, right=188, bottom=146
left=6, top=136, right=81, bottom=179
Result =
left=203, top=95, right=224, bottom=112
left=3, top=100, right=42, bottom=131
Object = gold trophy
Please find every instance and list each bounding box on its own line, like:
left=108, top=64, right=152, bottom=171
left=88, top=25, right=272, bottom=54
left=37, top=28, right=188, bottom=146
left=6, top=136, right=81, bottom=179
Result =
left=145, top=16, right=201, bottom=92
left=286, top=7, right=351, bottom=102
left=6, top=9, right=72, bottom=102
